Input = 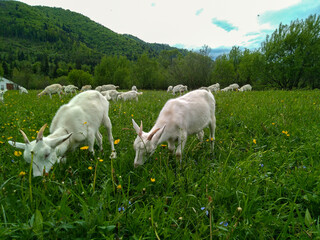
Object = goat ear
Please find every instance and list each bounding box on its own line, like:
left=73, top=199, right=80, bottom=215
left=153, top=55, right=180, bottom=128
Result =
left=19, top=129, right=30, bottom=144
left=148, top=125, right=166, bottom=144
left=132, top=119, right=143, bottom=136
left=8, top=140, right=26, bottom=150
left=36, top=123, right=47, bottom=142
left=46, top=133, right=72, bottom=148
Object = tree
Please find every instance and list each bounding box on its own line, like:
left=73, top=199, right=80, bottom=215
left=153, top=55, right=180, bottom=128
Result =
left=68, top=69, right=93, bottom=88
left=211, top=55, right=236, bottom=87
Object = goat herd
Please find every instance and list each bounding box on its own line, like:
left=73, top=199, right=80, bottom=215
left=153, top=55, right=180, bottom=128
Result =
left=4, top=82, right=252, bottom=177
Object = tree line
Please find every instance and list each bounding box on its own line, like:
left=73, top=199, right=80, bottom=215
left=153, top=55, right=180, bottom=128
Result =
left=1, top=9, right=320, bottom=90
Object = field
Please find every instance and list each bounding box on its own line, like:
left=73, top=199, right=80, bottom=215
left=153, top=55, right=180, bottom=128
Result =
left=1, top=89, right=320, bottom=239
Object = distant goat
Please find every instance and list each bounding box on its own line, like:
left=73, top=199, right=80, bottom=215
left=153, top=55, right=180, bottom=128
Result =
left=172, top=84, right=188, bottom=95
left=64, top=85, right=78, bottom=95
left=132, top=89, right=216, bottom=168
left=19, top=86, right=28, bottom=94
left=239, top=84, right=252, bottom=92
left=81, top=85, right=92, bottom=92
left=0, top=89, right=7, bottom=102
left=38, top=84, right=63, bottom=99
left=131, top=85, right=138, bottom=91
left=101, top=84, right=119, bottom=91
left=167, top=86, right=173, bottom=92
left=208, top=83, right=220, bottom=92
left=221, top=86, right=231, bottom=92
left=101, top=90, right=121, bottom=101
left=228, top=83, right=240, bottom=91
left=118, top=90, right=143, bottom=101
left=9, top=90, right=117, bottom=177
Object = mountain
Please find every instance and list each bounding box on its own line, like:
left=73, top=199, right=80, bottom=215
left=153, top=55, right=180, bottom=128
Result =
left=0, top=0, right=187, bottom=67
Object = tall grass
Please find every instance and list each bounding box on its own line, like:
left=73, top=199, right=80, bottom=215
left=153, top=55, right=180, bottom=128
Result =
left=0, top=89, right=320, bottom=239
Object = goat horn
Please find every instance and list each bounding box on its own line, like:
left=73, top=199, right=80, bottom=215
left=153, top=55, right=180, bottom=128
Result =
left=139, top=121, right=143, bottom=137
left=19, top=129, right=30, bottom=144
left=36, top=123, right=47, bottom=142
left=147, top=128, right=160, bottom=141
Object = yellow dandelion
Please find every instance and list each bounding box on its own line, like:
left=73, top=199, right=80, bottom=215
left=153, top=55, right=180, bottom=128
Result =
left=210, top=138, right=214, bottom=141
left=7, top=137, right=13, bottom=140
left=88, top=166, right=93, bottom=170
left=99, top=159, right=103, bottom=162
left=19, top=171, right=26, bottom=177
left=117, top=184, right=122, bottom=190
left=80, top=146, right=89, bottom=150
left=161, top=144, right=167, bottom=147
left=84, top=122, right=87, bottom=125
left=151, top=178, right=155, bottom=182
left=131, top=114, right=134, bottom=117
left=272, top=122, right=275, bottom=125
left=114, top=139, right=120, bottom=145
left=253, top=139, right=257, bottom=144
left=14, top=151, right=22, bottom=157
left=123, top=112, right=126, bottom=114
left=0, top=141, right=3, bottom=144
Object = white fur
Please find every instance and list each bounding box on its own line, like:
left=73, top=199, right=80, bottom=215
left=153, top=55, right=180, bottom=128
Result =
left=208, top=83, right=220, bottom=92
left=228, top=83, right=240, bottom=91
left=8, top=90, right=116, bottom=177
left=172, top=84, right=188, bottom=95
left=239, top=84, right=252, bottom=92
left=221, top=86, right=231, bottom=92
left=19, top=86, right=28, bottom=94
left=118, top=90, right=143, bottom=101
left=0, top=89, right=7, bottom=102
left=64, top=85, right=78, bottom=95
left=38, top=84, right=63, bottom=99
left=101, top=90, right=121, bottom=101
left=100, top=84, right=119, bottom=91
left=132, top=89, right=216, bottom=168
left=81, top=85, right=92, bottom=92
left=131, top=85, right=138, bottom=91
left=167, top=86, right=173, bottom=92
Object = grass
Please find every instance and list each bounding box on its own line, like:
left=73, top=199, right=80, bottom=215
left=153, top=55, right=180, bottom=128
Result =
left=1, top=89, right=320, bottom=239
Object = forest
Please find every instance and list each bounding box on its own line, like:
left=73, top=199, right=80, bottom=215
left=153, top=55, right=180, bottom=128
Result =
left=1, top=1, right=320, bottom=90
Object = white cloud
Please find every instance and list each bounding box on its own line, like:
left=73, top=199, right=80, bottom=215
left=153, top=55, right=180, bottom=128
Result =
left=20, top=0, right=317, bottom=51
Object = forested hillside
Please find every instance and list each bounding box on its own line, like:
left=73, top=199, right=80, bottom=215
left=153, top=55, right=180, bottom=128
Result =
left=0, top=1, right=185, bottom=80
left=1, top=0, right=320, bottom=90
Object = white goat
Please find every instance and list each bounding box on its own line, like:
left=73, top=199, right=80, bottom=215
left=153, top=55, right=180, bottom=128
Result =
left=132, top=89, right=216, bottom=168
left=95, top=86, right=102, bottom=92
left=228, top=83, right=240, bottom=91
left=167, top=86, right=173, bottom=92
left=64, top=85, right=78, bottom=95
left=239, top=84, right=252, bottom=92
left=38, top=84, right=63, bottom=99
left=101, top=84, right=119, bottom=91
left=0, top=89, right=7, bottom=102
left=221, top=87, right=231, bottom=92
left=81, top=85, right=92, bottom=92
left=101, top=90, right=121, bottom=101
left=131, top=85, right=138, bottom=91
left=172, top=84, right=188, bottom=95
left=19, top=86, right=28, bottom=94
left=208, top=83, right=220, bottom=92
left=8, top=90, right=117, bottom=177
left=118, top=90, right=143, bottom=101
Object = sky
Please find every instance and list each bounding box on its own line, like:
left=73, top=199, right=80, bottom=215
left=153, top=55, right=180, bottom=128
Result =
left=19, top=0, right=320, bottom=57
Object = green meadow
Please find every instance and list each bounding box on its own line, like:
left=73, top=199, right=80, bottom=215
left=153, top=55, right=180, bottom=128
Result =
left=1, top=90, right=320, bottom=239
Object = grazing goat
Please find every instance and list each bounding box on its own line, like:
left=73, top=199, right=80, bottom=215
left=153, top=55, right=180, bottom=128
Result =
left=38, top=84, right=63, bottom=99
left=208, top=83, right=220, bottom=92
left=64, top=85, right=78, bottom=95
left=167, top=86, right=173, bottom=92
left=228, top=83, right=240, bottom=91
left=101, top=84, right=119, bottom=91
left=118, top=90, right=143, bottom=101
left=239, top=84, right=252, bottom=92
left=8, top=90, right=117, bottom=177
left=221, top=86, right=231, bottom=92
left=132, top=89, right=216, bottom=168
left=172, top=84, right=188, bottom=95
left=101, top=90, right=121, bottom=101
left=81, top=85, right=92, bottom=92
left=19, top=86, right=28, bottom=94
left=132, top=85, right=138, bottom=91
left=95, top=86, right=102, bottom=92
left=0, top=89, right=7, bottom=102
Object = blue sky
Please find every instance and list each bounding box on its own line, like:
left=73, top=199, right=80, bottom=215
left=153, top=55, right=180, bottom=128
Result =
left=20, top=0, right=320, bottom=57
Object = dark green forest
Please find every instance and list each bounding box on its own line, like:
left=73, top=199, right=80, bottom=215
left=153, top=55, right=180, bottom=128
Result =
left=1, top=0, right=320, bottom=90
